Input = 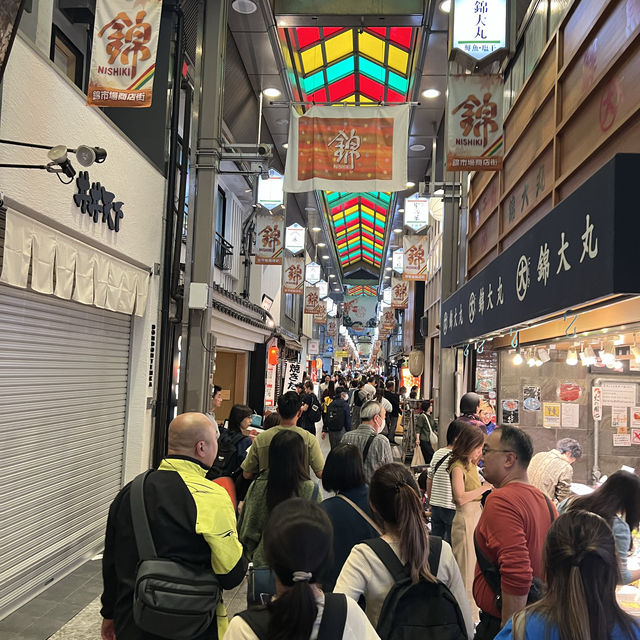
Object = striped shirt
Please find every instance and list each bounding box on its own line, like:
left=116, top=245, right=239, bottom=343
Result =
left=428, top=447, right=455, bottom=510
left=528, top=449, right=573, bottom=504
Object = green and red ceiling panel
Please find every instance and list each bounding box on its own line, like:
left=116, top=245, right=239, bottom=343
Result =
left=278, top=25, right=419, bottom=275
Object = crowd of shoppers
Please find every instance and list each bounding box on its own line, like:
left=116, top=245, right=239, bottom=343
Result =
left=101, top=372, right=640, bottom=640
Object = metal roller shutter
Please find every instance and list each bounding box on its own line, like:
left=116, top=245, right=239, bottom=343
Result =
left=0, top=284, right=131, bottom=617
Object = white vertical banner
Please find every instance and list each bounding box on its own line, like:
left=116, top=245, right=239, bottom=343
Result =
left=446, top=74, right=504, bottom=171
left=283, top=255, right=305, bottom=294
left=87, top=0, right=162, bottom=108
left=284, top=361, right=302, bottom=391
left=403, top=236, right=428, bottom=281
left=255, top=214, right=284, bottom=265
left=391, top=277, right=409, bottom=309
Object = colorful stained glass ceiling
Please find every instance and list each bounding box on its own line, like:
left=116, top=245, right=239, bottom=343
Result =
left=325, top=191, right=390, bottom=269
left=278, top=25, right=420, bottom=275
left=347, top=285, right=378, bottom=296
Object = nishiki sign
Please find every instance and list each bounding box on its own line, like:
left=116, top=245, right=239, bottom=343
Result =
left=440, top=155, right=640, bottom=348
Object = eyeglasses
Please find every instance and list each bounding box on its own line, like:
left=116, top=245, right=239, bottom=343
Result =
left=482, top=446, right=515, bottom=455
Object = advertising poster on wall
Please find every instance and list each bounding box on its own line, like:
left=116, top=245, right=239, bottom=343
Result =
left=612, top=406, right=628, bottom=429
left=602, top=382, right=636, bottom=407
left=523, top=386, right=541, bottom=411
left=562, top=403, right=580, bottom=429
left=87, top=0, right=163, bottom=108
left=543, top=403, right=561, bottom=428
left=254, top=214, right=284, bottom=264
left=632, top=407, right=640, bottom=427
left=614, top=433, right=632, bottom=447
left=501, top=399, right=519, bottom=425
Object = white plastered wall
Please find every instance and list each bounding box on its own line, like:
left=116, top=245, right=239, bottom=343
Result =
left=0, top=36, right=166, bottom=484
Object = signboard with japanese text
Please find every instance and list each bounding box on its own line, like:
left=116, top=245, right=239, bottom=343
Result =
left=258, top=171, right=284, bottom=210
left=452, top=0, right=507, bottom=62
left=304, top=286, right=320, bottom=314
left=592, top=386, right=603, bottom=420
left=87, top=0, right=162, bottom=108
left=381, top=309, right=396, bottom=332
left=404, top=195, right=430, bottom=232
left=308, top=339, right=320, bottom=355
left=403, top=236, right=428, bottom=281
left=327, top=318, right=338, bottom=336
left=383, top=287, right=392, bottom=305
left=255, top=214, right=284, bottom=265
left=440, top=155, right=640, bottom=347
left=283, top=255, right=305, bottom=294
left=284, top=104, right=409, bottom=193
left=265, top=363, right=277, bottom=407
left=446, top=74, right=504, bottom=171
left=313, top=300, right=327, bottom=324
left=391, top=277, right=409, bottom=309
left=317, top=280, right=329, bottom=299
left=305, top=261, right=321, bottom=284
left=285, top=222, right=305, bottom=253
left=284, top=360, right=302, bottom=391
left=343, top=295, right=378, bottom=335
left=393, top=248, right=404, bottom=273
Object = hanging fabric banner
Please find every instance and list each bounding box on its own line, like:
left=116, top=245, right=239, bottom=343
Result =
left=255, top=214, right=284, bottom=265
left=381, top=309, right=396, bottom=332
left=446, top=74, right=504, bottom=171
left=327, top=318, right=338, bottom=336
left=87, top=0, right=162, bottom=108
left=304, top=286, right=320, bottom=314
left=403, top=236, right=428, bottom=281
left=343, top=295, right=378, bottom=335
left=284, top=360, right=302, bottom=391
left=283, top=255, right=304, bottom=294
left=284, top=104, right=410, bottom=193
left=313, top=300, right=327, bottom=324
left=391, top=277, right=409, bottom=309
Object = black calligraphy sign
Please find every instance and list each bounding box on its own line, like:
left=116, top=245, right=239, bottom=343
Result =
left=441, top=154, right=640, bottom=348
left=73, top=171, right=124, bottom=232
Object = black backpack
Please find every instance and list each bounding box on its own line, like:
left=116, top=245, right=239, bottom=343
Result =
left=325, top=400, right=346, bottom=431
left=238, top=592, right=347, bottom=639
left=206, top=428, right=245, bottom=480
left=306, top=393, right=323, bottom=423
left=353, top=389, right=366, bottom=407
left=364, top=536, right=467, bottom=640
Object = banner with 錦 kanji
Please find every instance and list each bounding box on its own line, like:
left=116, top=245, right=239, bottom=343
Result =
left=446, top=74, right=504, bottom=171
left=284, top=105, right=409, bottom=193
left=304, top=286, right=319, bottom=314
left=327, top=318, right=338, bottom=336
left=283, top=255, right=304, bottom=294
left=254, top=214, right=284, bottom=265
left=87, top=0, right=162, bottom=108
left=313, top=300, right=327, bottom=324
left=381, top=309, right=396, bottom=332
left=391, top=277, right=409, bottom=309
left=403, top=236, right=428, bottom=281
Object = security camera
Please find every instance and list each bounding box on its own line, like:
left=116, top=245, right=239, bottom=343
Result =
left=47, top=145, right=76, bottom=178
left=257, top=143, right=272, bottom=157
left=74, top=145, right=107, bottom=167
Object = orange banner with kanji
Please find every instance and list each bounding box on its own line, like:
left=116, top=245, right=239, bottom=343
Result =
left=87, top=0, right=162, bottom=108
left=255, top=214, right=284, bottom=265
left=284, top=105, right=409, bottom=193
left=304, top=286, right=320, bottom=314
left=391, top=277, right=409, bottom=309
left=403, top=236, right=428, bottom=281
left=283, top=255, right=304, bottom=294
left=446, top=74, right=504, bottom=171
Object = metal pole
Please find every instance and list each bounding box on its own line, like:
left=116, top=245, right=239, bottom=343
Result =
left=183, top=0, right=228, bottom=412
left=257, top=91, right=263, bottom=146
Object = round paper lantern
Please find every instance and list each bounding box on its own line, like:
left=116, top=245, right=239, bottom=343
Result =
left=268, top=345, right=279, bottom=366
left=408, top=349, right=424, bottom=377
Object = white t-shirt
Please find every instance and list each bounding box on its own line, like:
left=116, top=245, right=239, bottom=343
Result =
left=379, top=396, right=392, bottom=413
left=223, top=592, right=380, bottom=639
left=334, top=536, right=473, bottom=640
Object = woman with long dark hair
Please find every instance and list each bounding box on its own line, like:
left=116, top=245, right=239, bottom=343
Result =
left=226, top=499, right=380, bottom=639
left=448, top=424, right=490, bottom=622
left=560, top=470, right=640, bottom=584
left=239, top=430, right=321, bottom=567
left=496, top=510, right=640, bottom=640
left=321, top=443, right=381, bottom=590
left=226, top=403, right=253, bottom=457
left=335, top=463, right=473, bottom=638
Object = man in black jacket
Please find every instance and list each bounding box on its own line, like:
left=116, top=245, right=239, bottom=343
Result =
left=100, top=413, right=247, bottom=640
left=383, top=380, right=402, bottom=446
left=298, top=379, right=322, bottom=435
left=322, top=386, right=352, bottom=449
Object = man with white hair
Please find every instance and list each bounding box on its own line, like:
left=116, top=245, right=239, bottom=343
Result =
left=528, top=437, right=583, bottom=505
left=341, top=400, right=392, bottom=483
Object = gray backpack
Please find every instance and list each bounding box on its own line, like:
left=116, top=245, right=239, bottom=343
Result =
left=130, top=470, right=221, bottom=639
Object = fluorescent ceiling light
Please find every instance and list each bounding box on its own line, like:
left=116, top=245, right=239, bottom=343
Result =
left=406, top=181, right=415, bottom=188
left=393, top=228, right=402, bottom=233
left=311, top=226, right=321, bottom=232
left=282, top=143, right=288, bottom=149
left=422, top=88, right=441, bottom=99
left=409, top=144, right=426, bottom=152
left=317, top=242, right=326, bottom=247
left=439, top=0, right=451, bottom=12
left=398, top=208, right=405, bottom=213
left=322, top=255, right=329, bottom=259
left=329, top=274, right=335, bottom=278
left=262, top=87, right=281, bottom=98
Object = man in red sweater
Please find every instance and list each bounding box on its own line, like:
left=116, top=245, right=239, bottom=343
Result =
left=473, top=425, right=557, bottom=640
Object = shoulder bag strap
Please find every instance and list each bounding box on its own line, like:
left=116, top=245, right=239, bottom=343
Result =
left=473, top=530, right=502, bottom=597
left=317, top=593, right=348, bottom=640
left=363, top=537, right=410, bottom=584
left=312, top=482, right=320, bottom=502
left=544, top=495, right=556, bottom=524
left=337, top=494, right=382, bottom=535
left=432, top=451, right=452, bottom=475
left=237, top=608, right=270, bottom=640
left=427, top=535, right=442, bottom=576
left=362, top=433, right=376, bottom=462
left=130, top=470, right=157, bottom=560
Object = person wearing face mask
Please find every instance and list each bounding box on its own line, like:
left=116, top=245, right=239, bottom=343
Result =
left=341, top=400, right=392, bottom=484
